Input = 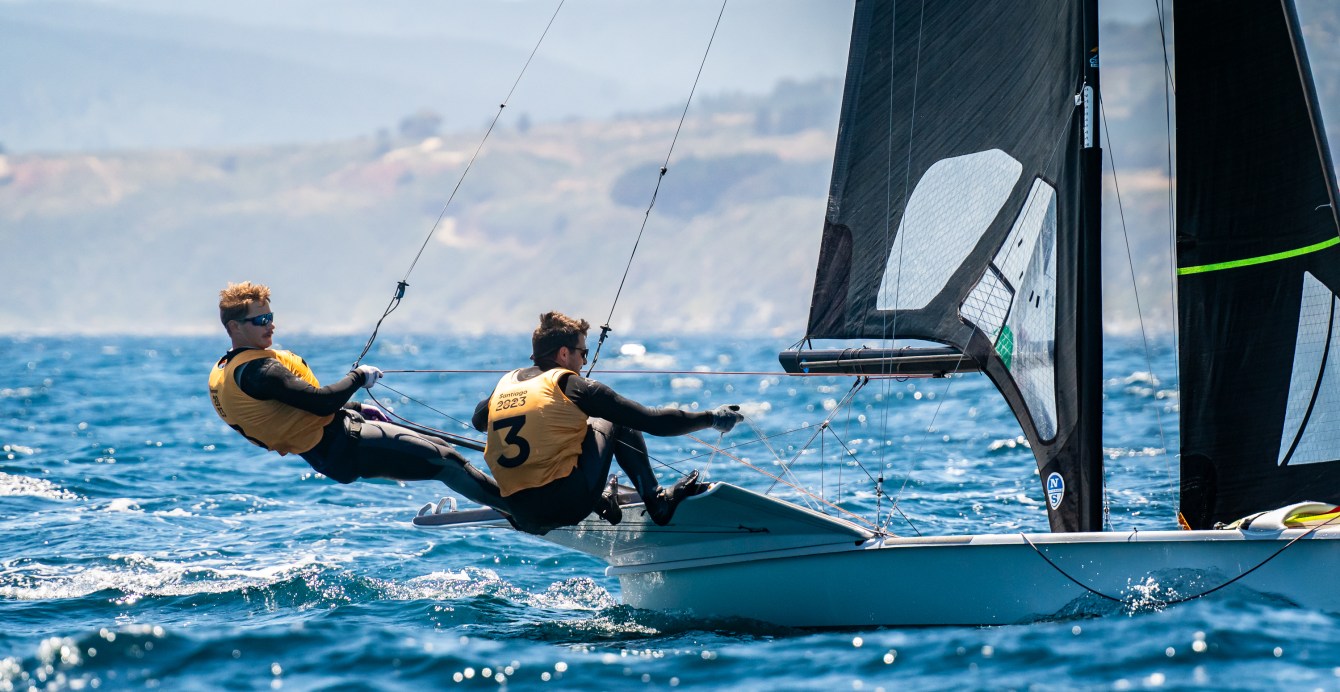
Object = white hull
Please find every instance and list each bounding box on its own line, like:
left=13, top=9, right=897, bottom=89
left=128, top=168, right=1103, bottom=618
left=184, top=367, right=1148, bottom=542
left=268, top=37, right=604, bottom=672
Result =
left=416, top=483, right=1340, bottom=627
left=613, top=529, right=1340, bottom=627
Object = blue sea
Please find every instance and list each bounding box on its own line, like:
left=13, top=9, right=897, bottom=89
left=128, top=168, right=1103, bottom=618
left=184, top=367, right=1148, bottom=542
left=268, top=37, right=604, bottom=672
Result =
left=3, top=333, right=1339, bottom=690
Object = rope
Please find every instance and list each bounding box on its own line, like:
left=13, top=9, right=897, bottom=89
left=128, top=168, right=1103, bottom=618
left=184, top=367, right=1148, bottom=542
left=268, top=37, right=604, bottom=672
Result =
left=1020, top=516, right=1340, bottom=607
left=1098, top=93, right=1175, bottom=521
left=1156, top=0, right=1184, bottom=523
left=685, top=432, right=880, bottom=532
left=353, top=0, right=567, bottom=368
left=586, top=0, right=729, bottom=376
left=367, top=383, right=482, bottom=444
left=379, top=367, right=937, bottom=379
left=765, top=378, right=868, bottom=494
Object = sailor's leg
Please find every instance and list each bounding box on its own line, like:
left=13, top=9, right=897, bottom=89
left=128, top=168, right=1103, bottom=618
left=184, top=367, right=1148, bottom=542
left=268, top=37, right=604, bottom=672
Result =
left=353, top=421, right=510, bottom=512
left=579, top=419, right=623, bottom=524
left=603, top=420, right=660, bottom=500
left=604, top=420, right=704, bottom=526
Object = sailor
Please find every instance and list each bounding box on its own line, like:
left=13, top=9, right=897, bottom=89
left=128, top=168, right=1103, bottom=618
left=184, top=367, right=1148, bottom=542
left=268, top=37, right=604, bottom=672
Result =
left=472, top=310, right=743, bottom=534
left=208, top=281, right=509, bottom=512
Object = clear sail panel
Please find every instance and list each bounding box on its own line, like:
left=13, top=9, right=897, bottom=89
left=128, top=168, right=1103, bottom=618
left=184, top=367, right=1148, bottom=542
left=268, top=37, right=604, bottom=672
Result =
left=961, top=178, right=1059, bottom=440
left=877, top=149, right=1022, bottom=311
left=1279, top=271, right=1340, bottom=465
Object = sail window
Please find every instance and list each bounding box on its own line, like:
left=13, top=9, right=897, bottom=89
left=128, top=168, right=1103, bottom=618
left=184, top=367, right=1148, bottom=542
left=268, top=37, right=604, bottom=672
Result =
left=1278, top=271, right=1340, bottom=466
left=961, top=178, right=1059, bottom=440
left=876, top=149, right=1022, bottom=311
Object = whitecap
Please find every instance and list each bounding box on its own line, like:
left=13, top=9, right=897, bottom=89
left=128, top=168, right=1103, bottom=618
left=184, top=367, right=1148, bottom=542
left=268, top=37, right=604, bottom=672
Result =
left=104, top=498, right=142, bottom=513
left=0, top=472, right=79, bottom=501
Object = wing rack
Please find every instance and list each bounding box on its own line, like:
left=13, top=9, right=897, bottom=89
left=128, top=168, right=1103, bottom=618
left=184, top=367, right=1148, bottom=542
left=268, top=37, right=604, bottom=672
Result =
left=778, top=347, right=981, bottom=377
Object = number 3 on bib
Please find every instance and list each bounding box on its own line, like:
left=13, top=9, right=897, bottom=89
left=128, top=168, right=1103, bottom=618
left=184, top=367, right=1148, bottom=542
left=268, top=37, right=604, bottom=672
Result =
left=492, top=415, right=531, bottom=467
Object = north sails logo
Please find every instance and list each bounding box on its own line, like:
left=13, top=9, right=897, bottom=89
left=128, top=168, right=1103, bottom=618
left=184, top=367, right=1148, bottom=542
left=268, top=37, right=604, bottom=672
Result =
left=1046, top=472, right=1065, bottom=509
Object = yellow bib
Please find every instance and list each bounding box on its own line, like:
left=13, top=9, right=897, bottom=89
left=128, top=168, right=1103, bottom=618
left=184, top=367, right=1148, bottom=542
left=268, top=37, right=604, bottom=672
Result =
left=207, top=349, right=334, bottom=455
left=483, top=368, right=589, bottom=495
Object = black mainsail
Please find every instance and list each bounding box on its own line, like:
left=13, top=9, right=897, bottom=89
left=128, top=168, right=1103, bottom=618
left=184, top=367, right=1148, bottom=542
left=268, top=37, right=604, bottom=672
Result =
left=1175, top=1, right=1340, bottom=529
left=791, top=0, right=1102, bottom=531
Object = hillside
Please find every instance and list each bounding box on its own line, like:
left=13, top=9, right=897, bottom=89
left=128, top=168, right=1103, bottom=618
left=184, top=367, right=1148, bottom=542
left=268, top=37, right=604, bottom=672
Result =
left=0, top=83, right=847, bottom=336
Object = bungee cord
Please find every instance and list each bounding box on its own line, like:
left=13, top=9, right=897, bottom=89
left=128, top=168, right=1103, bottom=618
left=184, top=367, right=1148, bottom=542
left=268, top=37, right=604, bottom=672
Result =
left=585, top=0, right=730, bottom=377
left=1020, top=512, right=1340, bottom=608
left=353, top=0, right=567, bottom=368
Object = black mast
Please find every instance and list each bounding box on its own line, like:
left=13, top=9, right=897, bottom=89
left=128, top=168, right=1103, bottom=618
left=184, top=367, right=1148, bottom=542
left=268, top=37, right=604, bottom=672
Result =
left=1075, top=0, right=1104, bottom=531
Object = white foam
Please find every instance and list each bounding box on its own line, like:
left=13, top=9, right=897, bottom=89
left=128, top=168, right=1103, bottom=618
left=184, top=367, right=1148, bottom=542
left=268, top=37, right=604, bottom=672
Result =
left=104, top=498, right=142, bottom=513
left=0, top=472, right=79, bottom=501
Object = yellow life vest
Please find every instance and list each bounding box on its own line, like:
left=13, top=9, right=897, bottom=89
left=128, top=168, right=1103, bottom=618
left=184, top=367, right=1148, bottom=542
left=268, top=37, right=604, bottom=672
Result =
left=483, top=368, right=588, bottom=495
left=207, top=349, right=334, bottom=455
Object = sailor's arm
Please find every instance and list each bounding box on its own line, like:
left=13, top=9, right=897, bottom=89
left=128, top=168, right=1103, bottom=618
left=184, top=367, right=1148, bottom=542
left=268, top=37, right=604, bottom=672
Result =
left=238, top=358, right=368, bottom=416
left=471, top=397, right=490, bottom=432
left=561, top=374, right=714, bottom=436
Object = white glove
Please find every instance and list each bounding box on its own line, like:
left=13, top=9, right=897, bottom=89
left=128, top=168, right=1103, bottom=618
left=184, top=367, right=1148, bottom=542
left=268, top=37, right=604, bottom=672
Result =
left=711, top=404, right=743, bottom=433
left=354, top=364, right=382, bottom=390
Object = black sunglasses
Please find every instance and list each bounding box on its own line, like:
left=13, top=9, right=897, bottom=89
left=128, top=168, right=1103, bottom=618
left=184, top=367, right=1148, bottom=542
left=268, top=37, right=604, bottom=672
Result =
left=236, top=312, right=274, bottom=327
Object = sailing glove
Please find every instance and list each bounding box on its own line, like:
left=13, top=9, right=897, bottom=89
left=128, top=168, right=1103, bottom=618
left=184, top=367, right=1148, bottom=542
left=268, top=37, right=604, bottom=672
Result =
left=359, top=404, right=390, bottom=422
left=354, top=364, right=383, bottom=389
left=711, top=404, right=743, bottom=433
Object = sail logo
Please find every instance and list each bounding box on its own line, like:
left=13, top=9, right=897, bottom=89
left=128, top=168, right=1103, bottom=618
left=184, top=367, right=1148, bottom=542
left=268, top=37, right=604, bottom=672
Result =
left=1046, top=472, right=1065, bottom=509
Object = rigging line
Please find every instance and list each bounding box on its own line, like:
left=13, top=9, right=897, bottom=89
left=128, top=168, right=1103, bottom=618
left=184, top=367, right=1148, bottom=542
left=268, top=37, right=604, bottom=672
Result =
left=367, top=389, right=487, bottom=452
left=467, top=523, right=772, bottom=535
left=685, top=432, right=881, bottom=531
left=1155, top=0, right=1181, bottom=452
left=542, top=525, right=779, bottom=536
left=764, top=377, right=868, bottom=495
left=885, top=0, right=927, bottom=347
left=353, top=0, right=566, bottom=368
left=371, top=382, right=479, bottom=436
left=381, top=368, right=934, bottom=378
left=1098, top=94, right=1175, bottom=504
left=681, top=423, right=832, bottom=463
left=586, top=0, right=730, bottom=377
left=737, top=416, right=822, bottom=512
left=1020, top=516, right=1340, bottom=607
left=1153, top=0, right=1176, bottom=94
left=875, top=0, right=922, bottom=509
left=378, top=375, right=826, bottom=476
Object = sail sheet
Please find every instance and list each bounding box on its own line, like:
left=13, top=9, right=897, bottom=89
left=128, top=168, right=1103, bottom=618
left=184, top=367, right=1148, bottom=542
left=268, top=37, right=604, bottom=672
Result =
left=1176, top=1, right=1340, bottom=528
left=803, top=0, right=1097, bottom=530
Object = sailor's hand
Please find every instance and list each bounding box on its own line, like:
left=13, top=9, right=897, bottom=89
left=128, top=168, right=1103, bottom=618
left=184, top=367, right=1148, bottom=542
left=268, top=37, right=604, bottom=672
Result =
left=360, top=404, right=390, bottom=422
left=711, top=404, right=743, bottom=433
left=354, top=364, right=383, bottom=389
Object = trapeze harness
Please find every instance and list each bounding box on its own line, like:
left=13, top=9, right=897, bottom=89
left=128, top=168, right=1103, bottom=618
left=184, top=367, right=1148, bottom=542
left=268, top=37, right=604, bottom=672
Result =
left=208, top=348, right=332, bottom=455
left=483, top=367, right=588, bottom=496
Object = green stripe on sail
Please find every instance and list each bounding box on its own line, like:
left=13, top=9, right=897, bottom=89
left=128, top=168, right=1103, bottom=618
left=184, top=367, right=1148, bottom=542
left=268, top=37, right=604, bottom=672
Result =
left=1177, top=236, right=1340, bottom=275
left=995, top=326, right=1014, bottom=370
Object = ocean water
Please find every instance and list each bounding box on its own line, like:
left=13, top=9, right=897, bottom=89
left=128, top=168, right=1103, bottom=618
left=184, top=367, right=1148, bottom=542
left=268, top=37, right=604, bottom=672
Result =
left=3, top=333, right=1339, bottom=690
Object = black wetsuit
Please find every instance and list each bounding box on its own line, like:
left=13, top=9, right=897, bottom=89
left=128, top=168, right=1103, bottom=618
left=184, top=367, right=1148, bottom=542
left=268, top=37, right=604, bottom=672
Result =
left=472, top=367, right=714, bottom=533
left=223, top=348, right=507, bottom=510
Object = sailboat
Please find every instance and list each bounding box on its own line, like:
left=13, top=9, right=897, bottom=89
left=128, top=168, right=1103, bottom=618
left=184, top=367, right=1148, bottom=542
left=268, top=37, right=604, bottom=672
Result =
left=414, top=0, right=1340, bottom=627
